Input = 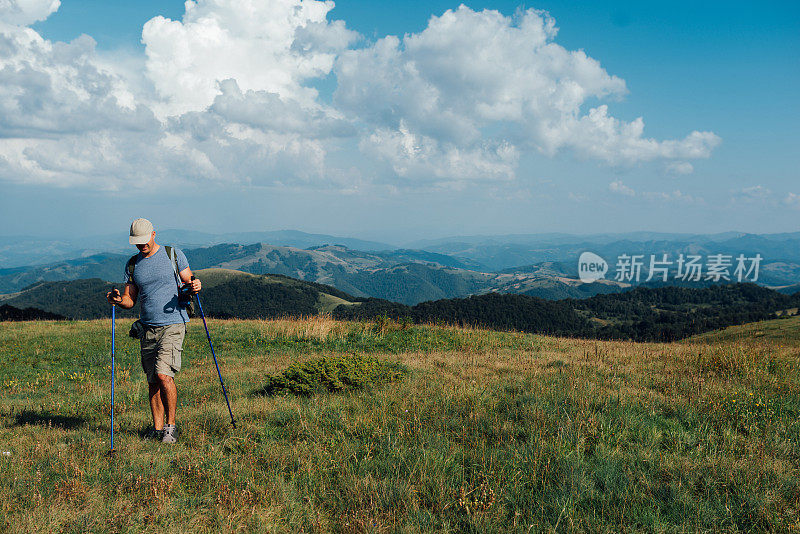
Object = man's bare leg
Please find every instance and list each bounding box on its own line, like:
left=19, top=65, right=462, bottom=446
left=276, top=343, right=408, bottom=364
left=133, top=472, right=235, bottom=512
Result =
left=148, top=382, right=164, bottom=430
left=156, top=374, right=177, bottom=425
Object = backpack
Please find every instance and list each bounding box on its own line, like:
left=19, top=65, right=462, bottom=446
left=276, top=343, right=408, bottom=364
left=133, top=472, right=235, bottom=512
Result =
left=126, top=245, right=195, bottom=318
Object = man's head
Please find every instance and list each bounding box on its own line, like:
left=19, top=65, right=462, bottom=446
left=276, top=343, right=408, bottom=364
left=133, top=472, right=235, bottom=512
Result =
left=129, top=218, right=156, bottom=253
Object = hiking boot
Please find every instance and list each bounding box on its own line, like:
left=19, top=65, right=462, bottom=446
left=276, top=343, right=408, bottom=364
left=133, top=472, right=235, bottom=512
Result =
left=144, top=427, right=164, bottom=441
left=162, top=424, right=178, bottom=444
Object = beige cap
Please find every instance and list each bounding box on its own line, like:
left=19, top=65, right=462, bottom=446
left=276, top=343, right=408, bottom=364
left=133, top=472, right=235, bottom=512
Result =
left=129, top=218, right=154, bottom=245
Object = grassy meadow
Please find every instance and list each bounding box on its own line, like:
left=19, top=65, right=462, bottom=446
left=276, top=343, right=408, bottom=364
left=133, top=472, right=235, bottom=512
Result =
left=1, top=314, right=799, bottom=532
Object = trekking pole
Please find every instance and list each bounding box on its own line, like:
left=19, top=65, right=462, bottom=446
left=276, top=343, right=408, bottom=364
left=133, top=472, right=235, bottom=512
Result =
left=192, top=277, right=236, bottom=428
left=110, top=292, right=116, bottom=455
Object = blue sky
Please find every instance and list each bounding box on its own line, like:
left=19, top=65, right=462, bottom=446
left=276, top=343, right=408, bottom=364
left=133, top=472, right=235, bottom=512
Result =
left=0, top=0, right=797, bottom=243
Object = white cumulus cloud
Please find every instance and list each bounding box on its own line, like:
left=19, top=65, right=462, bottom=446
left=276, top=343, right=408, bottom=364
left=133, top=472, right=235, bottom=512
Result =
left=361, top=121, right=518, bottom=184
left=141, top=0, right=357, bottom=116
left=0, top=0, right=348, bottom=189
left=0, top=8, right=169, bottom=188
left=209, top=78, right=354, bottom=138
left=0, top=1, right=724, bottom=192
left=0, top=28, right=154, bottom=138
left=0, top=0, right=59, bottom=26
left=335, top=6, right=720, bottom=177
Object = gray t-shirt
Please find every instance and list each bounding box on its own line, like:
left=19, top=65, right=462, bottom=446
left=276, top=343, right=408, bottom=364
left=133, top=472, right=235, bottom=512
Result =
left=125, top=245, right=190, bottom=326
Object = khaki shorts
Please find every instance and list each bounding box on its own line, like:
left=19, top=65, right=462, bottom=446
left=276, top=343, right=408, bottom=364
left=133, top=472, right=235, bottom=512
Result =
left=141, top=323, right=186, bottom=383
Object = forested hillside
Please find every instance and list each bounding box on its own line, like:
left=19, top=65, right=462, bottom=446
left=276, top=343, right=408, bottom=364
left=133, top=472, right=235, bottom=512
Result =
left=0, top=270, right=363, bottom=320
left=0, top=304, right=66, bottom=321
left=4, top=272, right=798, bottom=343
left=333, top=283, right=800, bottom=342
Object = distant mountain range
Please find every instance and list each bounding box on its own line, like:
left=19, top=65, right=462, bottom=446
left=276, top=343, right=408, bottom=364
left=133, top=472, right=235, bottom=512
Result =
left=410, top=232, right=800, bottom=272
left=1, top=230, right=799, bottom=305
left=4, top=228, right=800, bottom=268
left=0, top=253, right=130, bottom=295
left=0, top=229, right=396, bottom=269
left=0, top=243, right=630, bottom=304
left=404, top=231, right=751, bottom=249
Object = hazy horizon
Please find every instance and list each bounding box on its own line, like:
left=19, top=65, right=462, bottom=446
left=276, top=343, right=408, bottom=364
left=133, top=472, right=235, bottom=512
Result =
left=1, top=226, right=798, bottom=248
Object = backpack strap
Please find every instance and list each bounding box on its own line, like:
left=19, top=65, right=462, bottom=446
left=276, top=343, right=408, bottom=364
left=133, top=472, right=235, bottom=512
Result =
left=125, top=255, right=138, bottom=282
left=165, top=245, right=179, bottom=276
left=165, top=245, right=182, bottom=289
left=165, top=245, right=190, bottom=324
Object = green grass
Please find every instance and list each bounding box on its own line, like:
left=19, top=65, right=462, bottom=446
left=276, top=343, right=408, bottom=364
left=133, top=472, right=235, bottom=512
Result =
left=1, top=315, right=799, bottom=532
left=685, top=313, right=800, bottom=345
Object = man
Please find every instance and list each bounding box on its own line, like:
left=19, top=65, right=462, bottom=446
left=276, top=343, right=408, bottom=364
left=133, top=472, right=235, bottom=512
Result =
left=106, top=218, right=201, bottom=444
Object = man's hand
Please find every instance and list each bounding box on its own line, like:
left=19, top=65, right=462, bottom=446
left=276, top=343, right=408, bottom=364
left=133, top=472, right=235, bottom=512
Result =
left=107, top=283, right=137, bottom=308
left=189, top=277, right=202, bottom=294
left=106, top=288, right=122, bottom=305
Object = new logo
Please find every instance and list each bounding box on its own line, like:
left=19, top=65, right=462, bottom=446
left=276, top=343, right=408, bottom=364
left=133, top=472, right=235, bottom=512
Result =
left=578, top=252, right=608, bottom=283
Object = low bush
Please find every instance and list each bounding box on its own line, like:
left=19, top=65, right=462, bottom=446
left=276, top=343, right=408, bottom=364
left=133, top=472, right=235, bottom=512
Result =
left=256, top=353, right=408, bottom=396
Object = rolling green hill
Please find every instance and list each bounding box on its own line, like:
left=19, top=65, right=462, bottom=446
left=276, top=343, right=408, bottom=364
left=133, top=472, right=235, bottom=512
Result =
left=0, top=279, right=141, bottom=320
left=195, top=268, right=363, bottom=318
left=0, top=269, right=363, bottom=320
left=683, top=313, right=800, bottom=345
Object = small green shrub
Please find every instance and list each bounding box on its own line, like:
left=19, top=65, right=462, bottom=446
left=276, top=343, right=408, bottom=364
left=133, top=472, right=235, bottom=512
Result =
left=256, top=353, right=408, bottom=396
